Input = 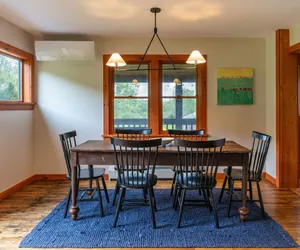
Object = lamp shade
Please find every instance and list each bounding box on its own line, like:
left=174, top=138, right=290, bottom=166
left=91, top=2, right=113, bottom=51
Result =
left=106, top=53, right=126, bottom=67
left=186, top=50, right=206, bottom=64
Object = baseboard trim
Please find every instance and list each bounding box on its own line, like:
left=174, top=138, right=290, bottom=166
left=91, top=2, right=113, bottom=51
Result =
left=0, top=171, right=275, bottom=201
left=34, top=174, right=68, bottom=180
left=0, top=175, right=36, bottom=201
left=0, top=173, right=109, bottom=201
left=262, top=172, right=276, bottom=185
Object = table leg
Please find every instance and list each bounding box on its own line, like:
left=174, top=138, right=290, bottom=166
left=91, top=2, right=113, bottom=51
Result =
left=238, top=153, right=249, bottom=221
left=70, top=158, right=79, bottom=220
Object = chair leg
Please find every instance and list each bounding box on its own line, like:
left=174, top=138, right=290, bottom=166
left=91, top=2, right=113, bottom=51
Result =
left=112, top=182, right=120, bottom=206
left=204, top=189, right=212, bottom=212
left=177, top=188, right=186, bottom=228
left=256, top=181, right=266, bottom=219
left=143, top=189, right=147, bottom=203
left=175, top=187, right=182, bottom=211
left=172, top=183, right=178, bottom=209
left=101, top=176, right=110, bottom=203
left=208, top=189, right=220, bottom=228
left=226, top=180, right=234, bottom=217
left=64, top=184, right=72, bottom=218
left=95, top=179, right=104, bottom=217
left=248, top=180, right=253, bottom=201
left=113, top=188, right=126, bottom=228
left=148, top=187, right=157, bottom=229
left=170, top=171, right=177, bottom=196
left=218, top=175, right=228, bottom=203
left=150, top=187, right=157, bottom=211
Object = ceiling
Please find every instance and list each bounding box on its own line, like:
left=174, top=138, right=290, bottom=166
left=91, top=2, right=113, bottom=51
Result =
left=1, top=0, right=300, bottom=38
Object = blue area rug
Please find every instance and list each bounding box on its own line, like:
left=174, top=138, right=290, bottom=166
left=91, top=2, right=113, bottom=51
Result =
left=20, top=188, right=298, bottom=248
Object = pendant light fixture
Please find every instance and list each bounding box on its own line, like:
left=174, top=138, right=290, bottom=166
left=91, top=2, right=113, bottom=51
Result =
left=106, top=7, right=206, bottom=71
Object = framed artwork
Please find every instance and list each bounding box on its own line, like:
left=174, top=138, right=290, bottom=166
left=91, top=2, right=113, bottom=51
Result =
left=217, top=68, right=253, bottom=105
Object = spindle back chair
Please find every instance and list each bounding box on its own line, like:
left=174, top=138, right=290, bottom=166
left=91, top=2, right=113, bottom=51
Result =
left=115, top=128, right=152, bottom=140
left=174, top=138, right=225, bottom=228
left=219, top=131, right=271, bottom=218
left=111, top=137, right=162, bottom=228
left=167, top=129, right=205, bottom=196
left=59, top=131, right=109, bottom=218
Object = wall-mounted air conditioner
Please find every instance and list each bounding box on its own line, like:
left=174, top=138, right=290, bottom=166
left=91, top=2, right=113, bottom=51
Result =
left=35, top=41, right=96, bottom=61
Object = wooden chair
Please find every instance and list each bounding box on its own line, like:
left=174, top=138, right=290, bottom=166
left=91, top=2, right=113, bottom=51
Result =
left=174, top=138, right=225, bottom=228
left=112, top=128, right=152, bottom=205
left=111, top=137, right=161, bottom=229
left=115, top=128, right=152, bottom=140
left=59, top=131, right=110, bottom=218
left=218, top=131, right=271, bottom=218
left=168, top=129, right=205, bottom=196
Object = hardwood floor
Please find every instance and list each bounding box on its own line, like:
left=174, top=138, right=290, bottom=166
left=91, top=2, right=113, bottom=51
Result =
left=0, top=178, right=299, bottom=250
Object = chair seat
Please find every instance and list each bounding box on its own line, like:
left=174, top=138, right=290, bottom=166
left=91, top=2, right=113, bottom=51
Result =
left=118, top=173, right=158, bottom=187
left=223, top=168, right=261, bottom=181
left=67, top=167, right=105, bottom=180
left=176, top=173, right=217, bottom=188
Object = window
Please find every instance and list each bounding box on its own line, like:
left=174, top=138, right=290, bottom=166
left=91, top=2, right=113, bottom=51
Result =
left=0, top=54, right=22, bottom=101
left=114, top=64, right=149, bottom=128
left=162, top=64, right=197, bottom=130
left=103, top=55, right=207, bottom=136
left=0, top=41, right=35, bottom=110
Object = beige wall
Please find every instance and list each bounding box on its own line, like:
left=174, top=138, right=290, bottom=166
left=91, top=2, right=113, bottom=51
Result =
left=265, top=32, right=276, bottom=178
left=34, top=37, right=266, bottom=174
left=0, top=18, right=34, bottom=191
left=290, top=24, right=300, bottom=46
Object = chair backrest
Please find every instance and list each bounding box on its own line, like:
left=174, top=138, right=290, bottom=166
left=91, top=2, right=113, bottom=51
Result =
left=249, top=131, right=271, bottom=180
left=168, top=129, right=205, bottom=140
left=111, top=137, right=161, bottom=188
left=59, top=131, right=77, bottom=176
left=115, top=128, right=152, bottom=140
left=175, top=138, right=225, bottom=188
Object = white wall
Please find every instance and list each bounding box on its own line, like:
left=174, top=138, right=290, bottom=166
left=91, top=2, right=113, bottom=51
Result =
left=0, top=18, right=34, bottom=191
left=34, top=37, right=266, bottom=174
left=265, top=32, right=276, bottom=178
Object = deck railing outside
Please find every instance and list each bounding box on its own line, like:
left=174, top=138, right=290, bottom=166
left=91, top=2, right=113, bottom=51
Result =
left=114, top=118, right=196, bottom=131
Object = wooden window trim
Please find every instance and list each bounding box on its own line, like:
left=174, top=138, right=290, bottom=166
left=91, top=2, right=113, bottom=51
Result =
left=0, top=41, right=35, bottom=110
left=103, top=54, right=207, bottom=137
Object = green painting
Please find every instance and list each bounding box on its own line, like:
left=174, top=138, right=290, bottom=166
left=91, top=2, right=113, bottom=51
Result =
left=217, top=68, right=253, bottom=105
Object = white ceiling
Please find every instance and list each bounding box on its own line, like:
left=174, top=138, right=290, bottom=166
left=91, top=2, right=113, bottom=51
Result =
left=1, top=0, right=300, bottom=38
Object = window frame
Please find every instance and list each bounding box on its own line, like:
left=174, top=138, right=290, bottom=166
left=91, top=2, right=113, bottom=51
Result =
left=0, top=41, right=35, bottom=110
left=103, top=54, right=207, bottom=137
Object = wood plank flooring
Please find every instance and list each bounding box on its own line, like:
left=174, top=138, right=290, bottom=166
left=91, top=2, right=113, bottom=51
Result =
left=0, top=178, right=299, bottom=250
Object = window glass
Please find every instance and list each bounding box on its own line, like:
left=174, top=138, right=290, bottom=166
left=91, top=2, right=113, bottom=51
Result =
left=0, top=54, right=21, bottom=100
left=162, top=64, right=196, bottom=97
left=114, top=64, right=149, bottom=128
left=162, top=64, right=196, bottom=130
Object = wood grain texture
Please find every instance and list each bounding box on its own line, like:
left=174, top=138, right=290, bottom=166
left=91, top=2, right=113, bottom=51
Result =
left=0, top=175, right=35, bottom=200
left=262, top=172, right=276, bottom=185
left=276, top=29, right=299, bottom=188
left=70, top=140, right=250, bottom=153
left=0, top=179, right=299, bottom=250
left=0, top=174, right=109, bottom=201
left=288, top=42, right=300, bottom=54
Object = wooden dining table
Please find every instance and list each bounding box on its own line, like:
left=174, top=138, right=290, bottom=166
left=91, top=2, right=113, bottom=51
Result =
left=69, top=139, right=251, bottom=221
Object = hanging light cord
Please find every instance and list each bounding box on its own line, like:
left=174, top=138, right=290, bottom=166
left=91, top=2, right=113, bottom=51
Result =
left=137, top=8, right=176, bottom=70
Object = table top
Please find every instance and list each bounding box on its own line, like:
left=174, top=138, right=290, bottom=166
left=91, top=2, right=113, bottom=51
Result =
left=70, top=139, right=251, bottom=154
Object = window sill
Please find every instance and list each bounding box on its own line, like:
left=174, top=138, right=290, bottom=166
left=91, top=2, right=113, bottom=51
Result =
left=0, top=102, right=36, bottom=110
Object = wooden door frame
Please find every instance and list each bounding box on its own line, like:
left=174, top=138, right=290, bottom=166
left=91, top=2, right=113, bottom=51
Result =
left=276, top=29, right=299, bottom=188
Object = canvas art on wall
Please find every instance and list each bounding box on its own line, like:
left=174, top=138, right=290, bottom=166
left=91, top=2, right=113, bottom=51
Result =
left=217, top=68, right=253, bottom=105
